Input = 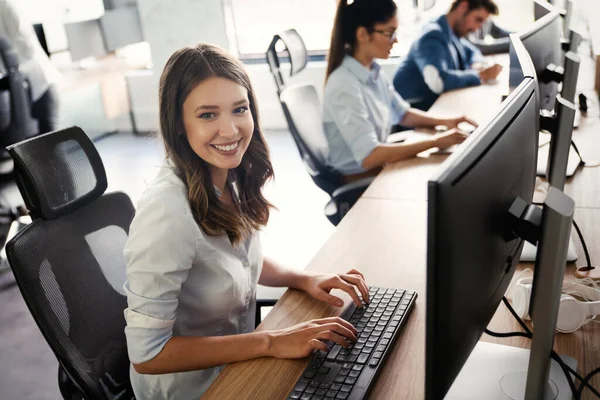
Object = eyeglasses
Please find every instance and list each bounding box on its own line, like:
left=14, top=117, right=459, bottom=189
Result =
left=371, top=29, right=398, bottom=43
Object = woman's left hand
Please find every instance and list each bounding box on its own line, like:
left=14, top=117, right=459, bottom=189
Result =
left=300, top=269, right=370, bottom=308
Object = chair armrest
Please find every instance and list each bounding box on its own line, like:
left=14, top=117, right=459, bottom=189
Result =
left=255, top=299, right=278, bottom=328
left=325, top=177, right=375, bottom=225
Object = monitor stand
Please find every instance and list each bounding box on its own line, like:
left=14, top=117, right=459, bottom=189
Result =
left=537, top=143, right=580, bottom=178
left=445, top=341, right=577, bottom=400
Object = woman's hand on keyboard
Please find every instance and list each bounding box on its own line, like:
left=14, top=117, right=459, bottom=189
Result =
left=266, top=317, right=357, bottom=358
left=299, top=269, right=370, bottom=308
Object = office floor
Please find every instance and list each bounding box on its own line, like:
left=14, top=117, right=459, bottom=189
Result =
left=0, top=130, right=335, bottom=400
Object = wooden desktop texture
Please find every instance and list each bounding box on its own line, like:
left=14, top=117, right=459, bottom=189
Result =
left=203, top=55, right=600, bottom=399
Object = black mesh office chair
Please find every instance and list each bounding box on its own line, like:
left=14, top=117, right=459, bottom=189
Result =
left=5, top=126, right=135, bottom=399
left=267, top=30, right=372, bottom=225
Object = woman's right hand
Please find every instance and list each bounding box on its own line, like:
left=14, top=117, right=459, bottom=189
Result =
left=433, top=128, right=468, bottom=149
left=266, top=317, right=357, bottom=359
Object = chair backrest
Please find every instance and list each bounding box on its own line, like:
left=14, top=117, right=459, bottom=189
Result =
left=6, top=126, right=135, bottom=399
left=266, top=29, right=308, bottom=93
left=0, top=36, right=38, bottom=150
left=279, top=84, right=341, bottom=194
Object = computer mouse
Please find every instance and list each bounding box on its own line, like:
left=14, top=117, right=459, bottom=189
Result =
left=457, top=121, right=477, bottom=134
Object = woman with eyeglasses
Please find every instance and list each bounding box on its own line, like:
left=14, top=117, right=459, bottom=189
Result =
left=324, top=0, right=477, bottom=182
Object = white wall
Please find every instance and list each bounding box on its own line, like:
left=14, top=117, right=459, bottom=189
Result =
left=128, top=0, right=230, bottom=132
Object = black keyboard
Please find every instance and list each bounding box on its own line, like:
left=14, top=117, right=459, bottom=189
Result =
left=287, top=286, right=417, bottom=400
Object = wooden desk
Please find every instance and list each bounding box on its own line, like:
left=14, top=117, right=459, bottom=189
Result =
left=204, top=200, right=600, bottom=399
left=203, top=49, right=600, bottom=400
left=363, top=66, right=507, bottom=201
left=204, top=198, right=428, bottom=399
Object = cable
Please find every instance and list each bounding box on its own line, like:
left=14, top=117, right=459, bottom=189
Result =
left=572, top=140, right=600, bottom=168
left=577, top=368, right=600, bottom=399
left=529, top=202, right=595, bottom=272
left=488, top=297, right=600, bottom=398
left=572, top=219, right=595, bottom=270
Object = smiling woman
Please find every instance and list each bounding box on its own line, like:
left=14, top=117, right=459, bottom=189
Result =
left=122, top=43, right=371, bottom=400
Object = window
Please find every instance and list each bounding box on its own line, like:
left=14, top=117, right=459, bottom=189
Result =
left=224, top=0, right=453, bottom=59
left=224, top=0, right=338, bottom=58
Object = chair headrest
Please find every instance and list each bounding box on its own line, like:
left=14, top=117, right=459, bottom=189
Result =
left=7, top=126, right=107, bottom=220
left=267, top=29, right=308, bottom=77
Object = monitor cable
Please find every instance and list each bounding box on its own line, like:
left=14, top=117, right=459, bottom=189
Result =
left=532, top=202, right=595, bottom=273
left=571, top=139, right=600, bottom=168
left=485, top=297, right=600, bottom=399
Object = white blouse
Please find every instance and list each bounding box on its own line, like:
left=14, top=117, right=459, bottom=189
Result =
left=123, top=164, right=263, bottom=400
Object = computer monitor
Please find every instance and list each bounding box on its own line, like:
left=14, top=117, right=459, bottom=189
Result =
left=64, top=19, right=106, bottom=62
left=522, top=0, right=563, bottom=111
left=99, top=7, right=144, bottom=52
left=426, top=35, right=576, bottom=399
left=560, top=51, right=580, bottom=103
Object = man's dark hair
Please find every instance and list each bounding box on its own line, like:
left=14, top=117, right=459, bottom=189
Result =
left=450, top=0, right=499, bottom=14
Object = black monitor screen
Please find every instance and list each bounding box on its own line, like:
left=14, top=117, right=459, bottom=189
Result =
left=425, top=66, right=539, bottom=399
left=521, top=1, right=562, bottom=111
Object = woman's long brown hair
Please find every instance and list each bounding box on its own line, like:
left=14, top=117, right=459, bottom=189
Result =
left=159, top=43, right=274, bottom=245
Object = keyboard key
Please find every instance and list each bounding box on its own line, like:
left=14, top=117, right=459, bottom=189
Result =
left=369, top=358, right=380, bottom=367
left=318, top=366, right=331, bottom=374
left=326, top=345, right=343, bottom=361
left=334, top=375, right=346, bottom=383
left=316, top=388, right=328, bottom=396
left=309, top=380, right=320, bottom=387
left=336, top=392, right=350, bottom=399
left=301, top=394, right=312, bottom=400
left=305, top=386, right=317, bottom=394
left=344, top=376, right=357, bottom=385
left=373, top=351, right=384, bottom=358
left=349, top=370, right=361, bottom=378
left=289, top=390, right=302, bottom=399
left=331, top=383, right=342, bottom=391
left=327, top=389, right=338, bottom=397
left=294, top=378, right=310, bottom=392
left=339, top=368, right=351, bottom=376
left=304, top=369, right=317, bottom=379
left=357, top=353, right=369, bottom=364
left=352, top=364, right=363, bottom=371
left=313, top=397, right=324, bottom=400
left=341, top=384, right=353, bottom=392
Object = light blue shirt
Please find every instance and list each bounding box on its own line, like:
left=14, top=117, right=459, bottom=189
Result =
left=123, top=165, right=263, bottom=400
left=323, top=55, right=411, bottom=176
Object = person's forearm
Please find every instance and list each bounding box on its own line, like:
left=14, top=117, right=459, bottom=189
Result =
left=258, top=256, right=311, bottom=290
left=362, top=140, right=436, bottom=170
left=134, top=331, right=272, bottom=374
left=399, top=108, right=446, bottom=128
